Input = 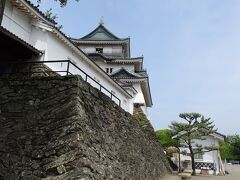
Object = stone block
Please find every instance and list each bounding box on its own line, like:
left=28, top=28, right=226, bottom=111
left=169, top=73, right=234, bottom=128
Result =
left=57, top=165, right=66, bottom=175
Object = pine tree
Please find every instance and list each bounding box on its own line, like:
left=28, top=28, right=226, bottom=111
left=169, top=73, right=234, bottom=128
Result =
left=169, top=113, right=217, bottom=175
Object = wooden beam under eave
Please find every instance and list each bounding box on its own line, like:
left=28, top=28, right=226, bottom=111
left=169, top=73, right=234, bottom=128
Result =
left=10, top=0, right=19, bottom=6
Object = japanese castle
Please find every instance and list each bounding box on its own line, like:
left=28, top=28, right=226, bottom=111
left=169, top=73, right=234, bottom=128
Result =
left=71, top=23, right=152, bottom=116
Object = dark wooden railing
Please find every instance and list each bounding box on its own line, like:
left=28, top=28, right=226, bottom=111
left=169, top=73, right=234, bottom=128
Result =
left=0, top=60, right=121, bottom=106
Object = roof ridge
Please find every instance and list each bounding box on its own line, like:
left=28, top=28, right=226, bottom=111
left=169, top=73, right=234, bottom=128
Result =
left=80, top=24, right=120, bottom=40
left=111, top=67, right=146, bottom=78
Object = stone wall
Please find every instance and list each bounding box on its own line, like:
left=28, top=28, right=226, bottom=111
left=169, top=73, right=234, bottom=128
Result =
left=0, top=74, right=171, bottom=179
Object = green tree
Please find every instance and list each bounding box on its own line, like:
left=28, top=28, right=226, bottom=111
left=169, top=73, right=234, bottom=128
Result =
left=169, top=113, right=217, bottom=175
left=220, top=135, right=240, bottom=161
left=44, top=8, right=63, bottom=29
left=155, top=129, right=179, bottom=150
left=228, top=135, right=240, bottom=159
left=220, top=141, right=233, bottom=160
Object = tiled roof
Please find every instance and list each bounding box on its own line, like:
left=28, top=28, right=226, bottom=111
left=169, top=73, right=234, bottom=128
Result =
left=71, top=24, right=129, bottom=41
left=71, top=39, right=130, bottom=45
left=70, top=24, right=131, bottom=57
left=80, top=24, right=120, bottom=40
left=214, top=132, right=226, bottom=139
left=88, top=53, right=142, bottom=62
left=11, top=0, right=57, bottom=25
left=110, top=68, right=148, bottom=79
left=23, top=0, right=56, bottom=24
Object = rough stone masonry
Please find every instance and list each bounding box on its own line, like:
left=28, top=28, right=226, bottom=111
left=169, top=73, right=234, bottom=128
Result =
left=0, top=73, right=171, bottom=179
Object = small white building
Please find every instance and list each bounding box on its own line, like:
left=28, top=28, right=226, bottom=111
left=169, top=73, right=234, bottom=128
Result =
left=0, top=0, right=153, bottom=115
left=178, top=132, right=225, bottom=175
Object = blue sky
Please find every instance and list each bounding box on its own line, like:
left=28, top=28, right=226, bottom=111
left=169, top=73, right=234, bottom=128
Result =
left=33, top=0, right=240, bottom=135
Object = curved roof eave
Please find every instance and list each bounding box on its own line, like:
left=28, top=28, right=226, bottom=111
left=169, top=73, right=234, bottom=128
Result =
left=88, top=53, right=143, bottom=63
left=71, top=39, right=130, bottom=44
left=111, top=67, right=146, bottom=78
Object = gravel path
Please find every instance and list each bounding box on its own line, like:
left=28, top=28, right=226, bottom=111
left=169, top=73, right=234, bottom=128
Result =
left=163, top=164, right=240, bottom=180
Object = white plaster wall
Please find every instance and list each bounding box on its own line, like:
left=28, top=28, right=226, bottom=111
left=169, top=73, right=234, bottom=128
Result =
left=30, top=27, right=48, bottom=61
left=180, top=136, right=221, bottom=174
left=30, top=29, right=48, bottom=51
left=83, top=47, right=95, bottom=54
left=79, top=45, right=123, bottom=56
left=103, top=47, right=112, bottom=54
left=132, top=83, right=149, bottom=117
left=112, top=46, right=122, bottom=54
left=123, top=95, right=134, bottom=114
left=2, top=0, right=32, bottom=43
left=133, top=83, right=145, bottom=104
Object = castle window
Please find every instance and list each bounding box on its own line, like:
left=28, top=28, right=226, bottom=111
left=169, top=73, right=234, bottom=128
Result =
left=105, top=68, right=113, bottom=74
left=109, top=68, right=113, bottom=73
left=96, top=48, right=103, bottom=53
left=106, top=68, right=109, bottom=73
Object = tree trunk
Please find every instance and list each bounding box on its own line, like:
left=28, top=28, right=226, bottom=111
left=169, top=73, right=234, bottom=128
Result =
left=0, top=0, right=6, bottom=25
left=189, top=145, right=196, bottom=175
